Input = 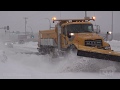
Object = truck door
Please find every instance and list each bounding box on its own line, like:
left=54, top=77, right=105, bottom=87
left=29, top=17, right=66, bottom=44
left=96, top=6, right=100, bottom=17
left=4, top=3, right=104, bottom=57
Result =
left=61, top=26, right=69, bottom=48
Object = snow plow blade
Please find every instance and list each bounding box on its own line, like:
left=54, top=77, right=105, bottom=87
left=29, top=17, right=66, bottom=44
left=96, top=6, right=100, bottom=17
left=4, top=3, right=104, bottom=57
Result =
left=77, top=50, right=120, bottom=62
left=76, top=45, right=120, bottom=62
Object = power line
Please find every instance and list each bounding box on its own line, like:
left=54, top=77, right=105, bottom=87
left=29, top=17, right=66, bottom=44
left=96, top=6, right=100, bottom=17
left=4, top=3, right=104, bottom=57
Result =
left=85, top=11, right=87, bottom=17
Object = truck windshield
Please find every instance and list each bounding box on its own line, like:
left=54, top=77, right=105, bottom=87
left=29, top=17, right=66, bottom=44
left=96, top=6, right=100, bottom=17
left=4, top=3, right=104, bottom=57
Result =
left=66, top=24, right=94, bottom=33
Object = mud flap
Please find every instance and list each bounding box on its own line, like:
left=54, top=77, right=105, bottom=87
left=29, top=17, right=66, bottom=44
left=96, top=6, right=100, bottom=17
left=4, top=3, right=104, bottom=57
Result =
left=77, top=50, right=120, bottom=62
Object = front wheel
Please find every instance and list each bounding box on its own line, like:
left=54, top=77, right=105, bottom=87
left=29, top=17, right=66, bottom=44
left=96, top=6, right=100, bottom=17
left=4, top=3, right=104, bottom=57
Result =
left=67, top=44, right=77, bottom=54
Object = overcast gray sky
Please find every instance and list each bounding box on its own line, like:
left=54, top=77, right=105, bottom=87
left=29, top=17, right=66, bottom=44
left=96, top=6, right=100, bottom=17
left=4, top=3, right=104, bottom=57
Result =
left=0, top=11, right=120, bottom=33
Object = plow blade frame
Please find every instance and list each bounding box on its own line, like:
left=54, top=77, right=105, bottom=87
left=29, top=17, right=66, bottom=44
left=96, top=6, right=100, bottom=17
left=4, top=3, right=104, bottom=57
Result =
left=77, top=50, right=120, bottom=62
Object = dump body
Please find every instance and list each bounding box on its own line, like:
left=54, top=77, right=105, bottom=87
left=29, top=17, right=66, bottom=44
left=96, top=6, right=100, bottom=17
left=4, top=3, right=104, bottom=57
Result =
left=39, top=29, right=57, bottom=39
left=38, top=29, right=57, bottom=47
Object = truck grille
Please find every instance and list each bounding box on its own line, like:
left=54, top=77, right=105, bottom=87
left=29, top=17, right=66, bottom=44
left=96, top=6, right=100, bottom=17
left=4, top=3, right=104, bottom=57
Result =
left=85, top=39, right=102, bottom=47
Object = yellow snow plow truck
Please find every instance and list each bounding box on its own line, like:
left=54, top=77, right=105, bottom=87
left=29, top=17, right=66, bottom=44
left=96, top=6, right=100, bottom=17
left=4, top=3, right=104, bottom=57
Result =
left=37, top=17, right=120, bottom=62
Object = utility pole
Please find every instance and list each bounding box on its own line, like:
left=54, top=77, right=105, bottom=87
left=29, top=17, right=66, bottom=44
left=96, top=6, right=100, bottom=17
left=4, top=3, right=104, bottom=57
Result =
left=111, top=11, right=113, bottom=40
left=60, top=11, right=61, bottom=19
left=24, top=17, right=28, bottom=35
left=85, top=11, right=87, bottom=18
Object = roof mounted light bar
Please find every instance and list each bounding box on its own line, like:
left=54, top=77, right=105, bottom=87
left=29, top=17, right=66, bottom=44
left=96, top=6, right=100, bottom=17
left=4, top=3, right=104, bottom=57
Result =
left=52, top=16, right=95, bottom=23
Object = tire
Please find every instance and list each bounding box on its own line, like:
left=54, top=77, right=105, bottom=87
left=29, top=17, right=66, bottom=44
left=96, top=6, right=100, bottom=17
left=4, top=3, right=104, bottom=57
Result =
left=50, top=48, right=59, bottom=58
left=67, top=44, right=77, bottom=53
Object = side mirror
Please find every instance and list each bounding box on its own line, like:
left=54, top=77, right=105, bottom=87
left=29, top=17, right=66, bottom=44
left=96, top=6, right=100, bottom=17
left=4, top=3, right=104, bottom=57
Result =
left=95, top=29, right=100, bottom=34
left=93, top=25, right=100, bottom=34
left=104, top=31, right=112, bottom=41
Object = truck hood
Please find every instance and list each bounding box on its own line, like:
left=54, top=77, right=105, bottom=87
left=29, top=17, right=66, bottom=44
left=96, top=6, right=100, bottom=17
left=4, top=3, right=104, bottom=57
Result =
left=76, top=33, right=103, bottom=40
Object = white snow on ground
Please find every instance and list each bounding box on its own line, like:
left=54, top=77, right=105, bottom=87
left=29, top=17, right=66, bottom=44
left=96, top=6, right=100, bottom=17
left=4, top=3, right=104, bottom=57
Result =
left=0, top=40, right=120, bottom=79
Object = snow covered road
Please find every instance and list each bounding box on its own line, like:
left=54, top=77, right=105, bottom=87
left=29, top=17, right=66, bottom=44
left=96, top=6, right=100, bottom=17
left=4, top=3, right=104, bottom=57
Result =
left=0, top=41, right=120, bottom=79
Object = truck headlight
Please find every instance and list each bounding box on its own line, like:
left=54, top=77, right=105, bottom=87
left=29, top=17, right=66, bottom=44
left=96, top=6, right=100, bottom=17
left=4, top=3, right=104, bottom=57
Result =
left=69, top=33, right=75, bottom=36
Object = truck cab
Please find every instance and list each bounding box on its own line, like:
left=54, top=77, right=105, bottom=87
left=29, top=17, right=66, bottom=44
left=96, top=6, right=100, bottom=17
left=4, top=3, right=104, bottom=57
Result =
left=53, top=18, right=111, bottom=51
